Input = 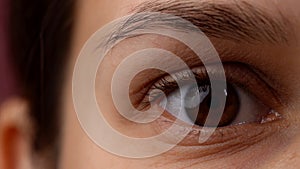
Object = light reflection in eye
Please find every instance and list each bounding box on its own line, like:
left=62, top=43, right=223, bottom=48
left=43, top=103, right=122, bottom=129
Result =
left=146, top=63, right=281, bottom=128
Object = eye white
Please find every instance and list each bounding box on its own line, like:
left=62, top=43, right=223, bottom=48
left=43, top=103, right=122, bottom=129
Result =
left=159, top=84, right=270, bottom=126
left=230, top=87, right=269, bottom=125
left=160, top=85, right=206, bottom=125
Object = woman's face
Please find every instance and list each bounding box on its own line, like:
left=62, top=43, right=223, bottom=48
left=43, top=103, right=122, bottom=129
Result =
left=58, top=0, right=300, bottom=168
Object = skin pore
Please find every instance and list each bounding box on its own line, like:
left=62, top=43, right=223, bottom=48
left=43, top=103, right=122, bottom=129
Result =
left=1, top=0, right=300, bottom=169
left=58, top=0, right=300, bottom=168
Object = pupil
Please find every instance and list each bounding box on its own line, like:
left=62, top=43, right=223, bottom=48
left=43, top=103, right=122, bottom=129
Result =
left=184, top=83, right=240, bottom=127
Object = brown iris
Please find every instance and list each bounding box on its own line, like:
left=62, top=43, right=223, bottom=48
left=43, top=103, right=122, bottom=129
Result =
left=185, top=83, right=240, bottom=127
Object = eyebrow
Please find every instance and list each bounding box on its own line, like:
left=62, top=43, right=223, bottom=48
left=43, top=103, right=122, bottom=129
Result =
left=106, top=0, right=293, bottom=46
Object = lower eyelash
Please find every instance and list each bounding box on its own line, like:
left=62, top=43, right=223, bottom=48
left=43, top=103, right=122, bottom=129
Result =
left=154, top=113, right=287, bottom=147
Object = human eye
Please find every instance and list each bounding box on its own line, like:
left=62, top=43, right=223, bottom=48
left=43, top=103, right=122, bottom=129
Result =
left=135, top=62, right=285, bottom=146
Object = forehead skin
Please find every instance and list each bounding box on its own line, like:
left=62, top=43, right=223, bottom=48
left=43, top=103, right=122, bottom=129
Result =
left=59, top=0, right=300, bottom=169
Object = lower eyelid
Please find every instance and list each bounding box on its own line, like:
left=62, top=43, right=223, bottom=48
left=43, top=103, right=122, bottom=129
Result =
left=153, top=114, right=288, bottom=150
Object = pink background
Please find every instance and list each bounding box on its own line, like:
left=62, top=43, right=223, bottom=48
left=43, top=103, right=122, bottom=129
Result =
left=0, top=0, right=16, bottom=104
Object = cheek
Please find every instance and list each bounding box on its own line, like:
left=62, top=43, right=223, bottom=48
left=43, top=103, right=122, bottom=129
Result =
left=260, top=137, right=300, bottom=168
left=58, top=96, right=294, bottom=169
left=58, top=109, right=163, bottom=169
left=58, top=101, right=127, bottom=169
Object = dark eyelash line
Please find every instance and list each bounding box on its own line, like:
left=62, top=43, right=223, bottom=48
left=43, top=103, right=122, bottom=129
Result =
left=140, top=72, right=205, bottom=108
left=139, top=62, right=282, bottom=114
left=145, top=67, right=210, bottom=99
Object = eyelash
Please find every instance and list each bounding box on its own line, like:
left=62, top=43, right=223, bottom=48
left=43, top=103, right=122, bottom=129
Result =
left=142, top=62, right=280, bottom=111
left=135, top=62, right=285, bottom=146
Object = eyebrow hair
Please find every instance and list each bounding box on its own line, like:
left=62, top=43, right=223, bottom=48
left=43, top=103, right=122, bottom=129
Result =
left=106, top=0, right=292, bottom=46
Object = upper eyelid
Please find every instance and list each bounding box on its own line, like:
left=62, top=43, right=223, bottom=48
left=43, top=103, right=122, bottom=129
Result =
left=106, top=33, right=287, bottom=97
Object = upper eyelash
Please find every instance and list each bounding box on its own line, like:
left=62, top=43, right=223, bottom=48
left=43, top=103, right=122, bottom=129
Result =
left=143, top=70, right=210, bottom=105
left=140, top=62, right=282, bottom=113
left=137, top=66, right=211, bottom=107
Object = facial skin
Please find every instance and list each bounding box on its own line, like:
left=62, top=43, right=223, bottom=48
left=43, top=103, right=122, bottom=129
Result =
left=55, top=0, right=300, bottom=168
left=1, top=0, right=300, bottom=169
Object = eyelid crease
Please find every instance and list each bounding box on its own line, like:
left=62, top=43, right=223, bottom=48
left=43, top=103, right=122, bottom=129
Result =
left=118, top=33, right=287, bottom=103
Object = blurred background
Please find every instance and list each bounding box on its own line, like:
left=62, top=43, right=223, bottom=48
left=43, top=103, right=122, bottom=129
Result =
left=0, top=0, right=16, bottom=104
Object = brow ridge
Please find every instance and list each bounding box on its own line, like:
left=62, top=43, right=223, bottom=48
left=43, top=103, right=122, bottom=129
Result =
left=130, top=0, right=291, bottom=44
